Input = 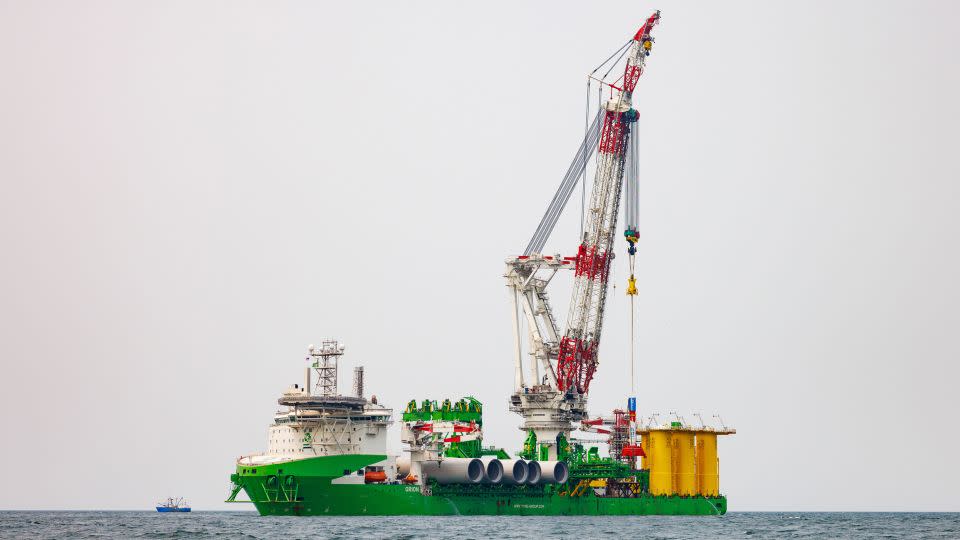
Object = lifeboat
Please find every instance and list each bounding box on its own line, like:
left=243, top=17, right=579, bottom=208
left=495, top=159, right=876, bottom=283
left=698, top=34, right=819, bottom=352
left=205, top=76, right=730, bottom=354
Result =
left=364, top=470, right=387, bottom=483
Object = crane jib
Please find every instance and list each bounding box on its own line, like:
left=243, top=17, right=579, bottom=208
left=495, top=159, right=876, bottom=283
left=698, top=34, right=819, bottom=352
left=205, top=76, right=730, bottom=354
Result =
left=556, top=24, right=653, bottom=394
left=556, top=108, right=637, bottom=394
left=509, top=11, right=660, bottom=401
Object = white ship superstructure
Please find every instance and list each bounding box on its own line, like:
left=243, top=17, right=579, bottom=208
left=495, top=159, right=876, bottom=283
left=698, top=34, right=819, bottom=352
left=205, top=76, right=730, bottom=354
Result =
left=238, top=340, right=394, bottom=479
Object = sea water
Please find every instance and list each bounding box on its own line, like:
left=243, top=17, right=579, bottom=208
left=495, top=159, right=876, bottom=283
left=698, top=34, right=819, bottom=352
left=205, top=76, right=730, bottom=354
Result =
left=1, top=511, right=958, bottom=539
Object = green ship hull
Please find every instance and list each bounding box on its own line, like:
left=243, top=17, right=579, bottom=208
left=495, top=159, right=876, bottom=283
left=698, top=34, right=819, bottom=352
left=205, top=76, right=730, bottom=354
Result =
left=228, top=455, right=726, bottom=516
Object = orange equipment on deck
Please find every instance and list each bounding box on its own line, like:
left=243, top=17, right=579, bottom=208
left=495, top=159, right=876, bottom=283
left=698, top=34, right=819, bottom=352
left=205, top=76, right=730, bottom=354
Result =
left=364, top=470, right=387, bottom=483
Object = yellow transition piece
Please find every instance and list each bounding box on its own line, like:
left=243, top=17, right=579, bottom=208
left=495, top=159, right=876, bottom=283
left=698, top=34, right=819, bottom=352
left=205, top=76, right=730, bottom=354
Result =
left=696, top=432, right=719, bottom=496
left=673, top=431, right=697, bottom=496
left=640, top=426, right=732, bottom=496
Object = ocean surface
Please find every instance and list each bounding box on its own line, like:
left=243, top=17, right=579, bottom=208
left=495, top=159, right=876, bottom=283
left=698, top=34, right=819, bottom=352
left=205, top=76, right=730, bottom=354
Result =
left=1, top=511, right=958, bottom=539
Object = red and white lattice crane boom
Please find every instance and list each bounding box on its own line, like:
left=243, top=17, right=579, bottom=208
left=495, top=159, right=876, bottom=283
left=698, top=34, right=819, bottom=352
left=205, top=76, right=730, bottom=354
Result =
left=558, top=11, right=659, bottom=395
left=506, top=12, right=659, bottom=460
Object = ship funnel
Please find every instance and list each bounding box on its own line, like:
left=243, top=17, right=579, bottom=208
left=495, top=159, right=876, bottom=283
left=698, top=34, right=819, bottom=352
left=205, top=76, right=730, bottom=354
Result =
left=524, top=460, right=542, bottom=485
left=536, top=461, right=569, bottom=484
left=479, top=457, right=504, bottom=483
left=353, top=366, right=364, bottom=398
left=500, top=460, right=529, bottom=485
left=421, top=458, right=484, bottom=484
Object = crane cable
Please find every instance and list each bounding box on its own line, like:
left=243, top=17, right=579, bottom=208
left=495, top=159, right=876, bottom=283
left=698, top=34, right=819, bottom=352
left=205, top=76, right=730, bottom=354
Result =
left=583, top=39, right=632, bottom=238
left=579, top=37, right=643, bottom=397
left=526, top=40, right=633, bottom=255
left=629, top=255, right=636, bottom=395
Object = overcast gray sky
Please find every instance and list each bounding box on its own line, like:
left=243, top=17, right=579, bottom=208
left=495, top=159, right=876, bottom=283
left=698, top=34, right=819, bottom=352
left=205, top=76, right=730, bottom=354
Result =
left=1, top=0, right=958, bottom=511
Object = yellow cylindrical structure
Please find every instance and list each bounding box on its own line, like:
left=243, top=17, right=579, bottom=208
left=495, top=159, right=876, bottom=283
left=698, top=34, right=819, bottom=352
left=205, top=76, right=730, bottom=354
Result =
left=674, top=431, right=696, bottom=496
left=696, top=432, right=719, bottom=496
left=640, top=432, right=650, bottom=470
left=648, top=430, right=673, bottom=495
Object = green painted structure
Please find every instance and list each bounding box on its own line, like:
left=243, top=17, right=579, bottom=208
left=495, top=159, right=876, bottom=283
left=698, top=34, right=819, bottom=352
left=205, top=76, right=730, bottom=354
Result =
left=227, top=454, right=727, bottom=516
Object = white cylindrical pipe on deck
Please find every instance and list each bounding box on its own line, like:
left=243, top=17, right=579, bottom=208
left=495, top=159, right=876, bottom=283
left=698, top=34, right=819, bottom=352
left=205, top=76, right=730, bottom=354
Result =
left=500, top=459, right=529, bottom=485
left=421, top=458, right=484, bottom=484
left=537, top=460, right=569, bottom=484
left=478, top=456, right=504, bottom=483
left=524, top=460, right=542, bottom=485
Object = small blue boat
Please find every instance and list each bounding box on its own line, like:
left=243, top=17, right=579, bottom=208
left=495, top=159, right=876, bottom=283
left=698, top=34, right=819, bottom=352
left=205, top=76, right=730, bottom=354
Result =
left=156, top=497, right=191, bottom=512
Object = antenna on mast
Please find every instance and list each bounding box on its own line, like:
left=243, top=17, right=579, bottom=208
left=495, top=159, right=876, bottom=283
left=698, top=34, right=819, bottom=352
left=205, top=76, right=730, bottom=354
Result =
left=307, top=340, right=345, bottom=396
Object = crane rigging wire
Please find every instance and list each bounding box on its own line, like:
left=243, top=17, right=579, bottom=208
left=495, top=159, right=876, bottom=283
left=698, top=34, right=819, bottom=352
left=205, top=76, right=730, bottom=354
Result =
left=525, top=38, right=635, bottom=255
left=523, top=109, right=603, bottom=256
left=584, top=39, right=632, bottom=237
left=591, top=40, right=632, bottom=77
left=623, top=91, right=642, bottom=397
left=600, top=41, right=634, bottom=85
left=582, top=81, right=589, bottom=238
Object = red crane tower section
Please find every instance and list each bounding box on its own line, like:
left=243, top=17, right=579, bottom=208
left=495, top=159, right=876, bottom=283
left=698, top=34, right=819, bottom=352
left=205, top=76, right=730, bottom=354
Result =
left=556, top=11, right=660, bottom=395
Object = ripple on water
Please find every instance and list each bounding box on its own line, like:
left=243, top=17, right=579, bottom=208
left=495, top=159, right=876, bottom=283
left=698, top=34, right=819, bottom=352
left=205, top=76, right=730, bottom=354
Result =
left=1, top=511, right=959, bottom=539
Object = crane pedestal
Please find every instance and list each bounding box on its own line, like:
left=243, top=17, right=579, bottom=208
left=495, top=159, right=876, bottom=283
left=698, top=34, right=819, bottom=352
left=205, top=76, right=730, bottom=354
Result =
left=509, top=387, right=586, bottom=461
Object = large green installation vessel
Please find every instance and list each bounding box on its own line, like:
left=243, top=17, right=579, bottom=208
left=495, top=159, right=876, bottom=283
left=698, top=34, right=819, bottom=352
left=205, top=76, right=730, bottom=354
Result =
left=228, top=455, right=726, bottom=516
left=227, top=396, right=729, bottom=516
left=228, top=11, right=736, bottom=517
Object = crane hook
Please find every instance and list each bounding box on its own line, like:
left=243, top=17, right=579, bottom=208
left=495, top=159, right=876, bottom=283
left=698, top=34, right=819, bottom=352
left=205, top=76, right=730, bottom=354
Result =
left=626, top=274, right=638, bottom=296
